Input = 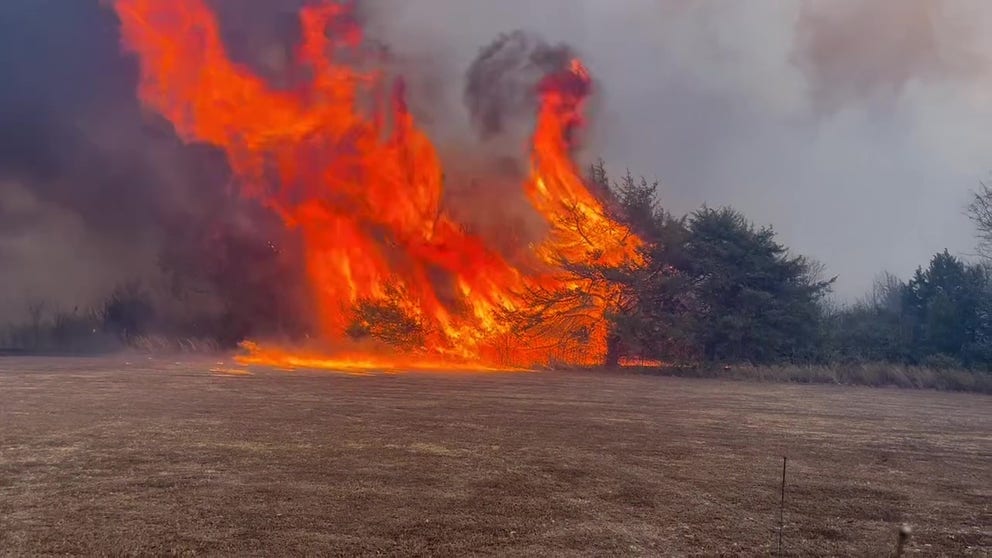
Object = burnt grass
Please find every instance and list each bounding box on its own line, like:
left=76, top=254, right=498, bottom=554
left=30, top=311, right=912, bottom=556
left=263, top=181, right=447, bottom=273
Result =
left=0, top=357, right=989, bottom=556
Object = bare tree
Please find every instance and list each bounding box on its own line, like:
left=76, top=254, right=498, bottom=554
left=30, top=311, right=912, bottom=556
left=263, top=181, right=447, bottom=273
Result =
left=26, top=298, right=47, bottom=349
left=967, top=181, right=992, bottom=260
left=864, top=271, right=905, bottom=312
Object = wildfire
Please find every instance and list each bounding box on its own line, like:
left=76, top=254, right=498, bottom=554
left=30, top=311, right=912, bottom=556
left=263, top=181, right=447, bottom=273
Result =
left=114, top=0, right=642, bottom=370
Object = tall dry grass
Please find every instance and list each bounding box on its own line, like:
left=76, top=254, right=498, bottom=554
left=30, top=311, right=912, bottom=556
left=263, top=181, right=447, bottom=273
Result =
left=127, top=335, right=222, bottom=354
left=637, top=363, right=992, bottom=394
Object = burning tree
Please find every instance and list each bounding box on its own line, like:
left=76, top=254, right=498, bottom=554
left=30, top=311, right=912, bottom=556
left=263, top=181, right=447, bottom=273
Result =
left=112, top=0, right=644, bottom=369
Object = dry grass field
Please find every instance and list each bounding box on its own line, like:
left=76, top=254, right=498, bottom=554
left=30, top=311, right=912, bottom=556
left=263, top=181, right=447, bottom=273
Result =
left=0, top=356, right=989, bottom=556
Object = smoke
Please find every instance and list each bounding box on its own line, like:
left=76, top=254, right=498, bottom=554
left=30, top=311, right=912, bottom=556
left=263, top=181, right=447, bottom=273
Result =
left=0, top=180, right=153, bottom=322
left=793, top=0, right=989, bottom=113
left=0, top=1, right=159, bottom=320
left=0, top=0, right=309, bottom=339
left=357, top=0, right=992, bottom=299
left=431, top=31, right=586, bottom=255
left=464, top=31, right=575, bottom=139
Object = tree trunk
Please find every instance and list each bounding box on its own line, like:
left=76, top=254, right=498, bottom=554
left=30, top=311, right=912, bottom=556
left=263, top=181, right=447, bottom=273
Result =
left=605, top=334, right=622, bottom=368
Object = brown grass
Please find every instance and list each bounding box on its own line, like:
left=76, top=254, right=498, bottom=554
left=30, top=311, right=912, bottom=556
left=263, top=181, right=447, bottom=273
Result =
left=0, top=357, right=989, bottom=556
left=127, top=335, right=222, bottom=354
left=642, top=363, right=992, bottom=394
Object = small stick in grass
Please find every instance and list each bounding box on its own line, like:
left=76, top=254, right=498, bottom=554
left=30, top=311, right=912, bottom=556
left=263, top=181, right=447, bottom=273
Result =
left=778, top=456, right=787, bottom=556
left=893, top=524, right=911, bottom=557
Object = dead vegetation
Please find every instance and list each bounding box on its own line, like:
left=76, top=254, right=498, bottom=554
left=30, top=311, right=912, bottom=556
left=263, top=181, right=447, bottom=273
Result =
left=638, top=363, right=992, bottom=394
left=0, top=358, right=989, bottom=556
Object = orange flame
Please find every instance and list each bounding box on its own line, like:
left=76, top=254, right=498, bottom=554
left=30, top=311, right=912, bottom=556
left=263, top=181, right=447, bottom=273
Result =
left=114, top=0, right=642, bottom=370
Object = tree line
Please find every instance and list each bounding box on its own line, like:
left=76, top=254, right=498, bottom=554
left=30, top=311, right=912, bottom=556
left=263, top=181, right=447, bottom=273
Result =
left=6, top=159, right=991, bottom=378
left=588, top=163, right=992, bottom=373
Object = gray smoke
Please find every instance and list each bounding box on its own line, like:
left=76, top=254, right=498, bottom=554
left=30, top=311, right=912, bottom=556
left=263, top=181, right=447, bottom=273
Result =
left=793, top=0, right=989, bottom=113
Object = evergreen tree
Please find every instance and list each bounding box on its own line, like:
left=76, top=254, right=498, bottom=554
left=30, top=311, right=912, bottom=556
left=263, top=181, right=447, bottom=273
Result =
left=610, top=171, right=696, bottom=361
left=902, top=251, right=992, bottom=367
left=679, top=207, right=834, bottom=364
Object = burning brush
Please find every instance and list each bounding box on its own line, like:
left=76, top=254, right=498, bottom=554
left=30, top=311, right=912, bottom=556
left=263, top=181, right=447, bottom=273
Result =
left=113, top=0, right=643, bottom=370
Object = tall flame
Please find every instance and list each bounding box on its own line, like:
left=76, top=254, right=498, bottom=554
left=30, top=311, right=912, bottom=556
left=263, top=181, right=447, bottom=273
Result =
left=114, top=0, right=642, bottom=370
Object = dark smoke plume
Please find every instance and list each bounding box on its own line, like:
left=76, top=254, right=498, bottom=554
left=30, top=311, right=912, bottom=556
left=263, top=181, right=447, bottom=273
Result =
left=465, top=30, right=576, bottom=139
left=0, top=0, right=310, bottom=343
left=434, top=31, right=588, bottom=260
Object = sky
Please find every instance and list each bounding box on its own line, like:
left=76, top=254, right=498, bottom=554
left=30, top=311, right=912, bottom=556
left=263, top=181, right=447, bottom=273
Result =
left=1, top=0, right=990, bottom=318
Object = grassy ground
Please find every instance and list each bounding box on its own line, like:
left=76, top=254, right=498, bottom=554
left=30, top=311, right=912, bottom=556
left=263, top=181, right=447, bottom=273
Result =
left=0, top=357, right=989, bottom=556
left=638, top=363, right=992, bottom=395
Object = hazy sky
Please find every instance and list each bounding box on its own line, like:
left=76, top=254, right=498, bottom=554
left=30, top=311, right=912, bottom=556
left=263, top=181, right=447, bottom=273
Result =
left=1, top=0, right=990, bottom=314
left=367, top=0, right=992, bottom=298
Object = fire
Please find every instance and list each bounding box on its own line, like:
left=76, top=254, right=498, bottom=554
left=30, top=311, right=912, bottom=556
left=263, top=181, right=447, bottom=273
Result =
left=237, top=341, right=527, bottom=374
left=113, top=0, right=642, bottom=370
left=618, top=357, right=664, bottom=368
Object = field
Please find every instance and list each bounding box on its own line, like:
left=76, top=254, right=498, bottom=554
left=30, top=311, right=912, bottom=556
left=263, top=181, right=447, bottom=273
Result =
left=0, top=357, right=989, bottom=556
